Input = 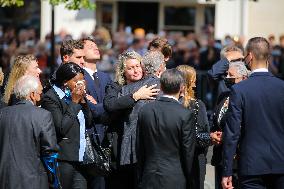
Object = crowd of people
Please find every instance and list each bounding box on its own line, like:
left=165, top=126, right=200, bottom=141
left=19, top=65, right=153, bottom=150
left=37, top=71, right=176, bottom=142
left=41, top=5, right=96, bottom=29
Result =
left=0, top=25, right=284, bottom=189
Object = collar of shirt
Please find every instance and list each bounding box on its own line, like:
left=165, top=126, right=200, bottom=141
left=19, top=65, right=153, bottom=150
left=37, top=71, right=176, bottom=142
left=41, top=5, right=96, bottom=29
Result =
left=53, top=85, right=65, bottom=99
left=83, top=67, right=97, bottom=80
left=162, top=95, right=179, bottom=102
left=252, top=68, right=269, bottom=73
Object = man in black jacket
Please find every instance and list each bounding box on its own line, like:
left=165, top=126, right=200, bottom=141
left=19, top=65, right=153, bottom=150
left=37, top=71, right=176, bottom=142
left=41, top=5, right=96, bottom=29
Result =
left=0, top=75, right=58, bottom=189
left=137, top=69, right=196, bottom=189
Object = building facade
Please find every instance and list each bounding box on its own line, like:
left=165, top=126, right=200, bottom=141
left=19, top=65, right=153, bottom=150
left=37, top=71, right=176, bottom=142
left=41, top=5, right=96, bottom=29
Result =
left=40, top=0, right=284, bottom=41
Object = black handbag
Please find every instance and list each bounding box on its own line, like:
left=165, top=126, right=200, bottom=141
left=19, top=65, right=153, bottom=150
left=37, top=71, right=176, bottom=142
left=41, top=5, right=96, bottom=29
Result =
left=81, top=127, right=111, bottom=177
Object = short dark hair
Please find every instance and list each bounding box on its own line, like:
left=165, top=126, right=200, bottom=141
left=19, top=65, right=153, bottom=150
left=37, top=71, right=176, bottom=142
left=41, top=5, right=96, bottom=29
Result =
left=81, top=36, right=96, bottom=44
left=148, top=37, right=172, bottom=58
left=160, top=69, right=184, bottom=94
left=53, top=62, right=84, bottom=87
left=246, top=37, right=270, bottom=61
left=60, top=39, right=84, bottom=61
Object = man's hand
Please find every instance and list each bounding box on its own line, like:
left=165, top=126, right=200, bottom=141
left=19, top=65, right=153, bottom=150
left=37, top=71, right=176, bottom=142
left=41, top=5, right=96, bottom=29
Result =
left=222, top=176, right=233, bottom=189
left=226, top=51, right=244, bottom=62
left=210, top=131, right=222, bottom=145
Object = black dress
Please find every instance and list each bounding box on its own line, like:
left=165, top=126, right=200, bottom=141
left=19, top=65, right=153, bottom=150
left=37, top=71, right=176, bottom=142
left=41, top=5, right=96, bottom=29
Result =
left=188, top=99, right=211, bottom=189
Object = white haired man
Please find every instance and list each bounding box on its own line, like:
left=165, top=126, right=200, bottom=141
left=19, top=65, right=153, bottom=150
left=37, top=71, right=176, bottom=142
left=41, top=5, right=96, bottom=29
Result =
left=0, top=75, right=58, bottom=189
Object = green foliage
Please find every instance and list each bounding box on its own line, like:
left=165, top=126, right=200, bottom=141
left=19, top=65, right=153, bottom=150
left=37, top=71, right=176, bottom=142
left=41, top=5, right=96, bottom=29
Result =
left=0, top=0, right=24, bottom=7
left=0, top=0, right=96, bottom=10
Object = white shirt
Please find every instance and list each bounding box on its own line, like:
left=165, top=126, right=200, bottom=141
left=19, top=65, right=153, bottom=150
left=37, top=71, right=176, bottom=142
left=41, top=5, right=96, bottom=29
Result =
left=83, top=67, right=97, bottom=80
left=252, top=68, right=269, bottom=73
left=162, top=95, right=179, bottom=102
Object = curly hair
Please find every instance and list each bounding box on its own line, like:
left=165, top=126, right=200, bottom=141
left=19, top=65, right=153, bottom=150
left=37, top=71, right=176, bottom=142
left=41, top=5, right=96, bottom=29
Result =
left=3, top=54, right=37, bottom=104
left=176, top=65, right=196, bottom=108
left=115, top=50, right=142, bottom=86
left=60, top=39, right=84, bottom=61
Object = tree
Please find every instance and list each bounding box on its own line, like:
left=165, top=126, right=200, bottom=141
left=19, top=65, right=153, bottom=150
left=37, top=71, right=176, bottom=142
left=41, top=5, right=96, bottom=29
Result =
left=0, top=0, right=95, bottom=10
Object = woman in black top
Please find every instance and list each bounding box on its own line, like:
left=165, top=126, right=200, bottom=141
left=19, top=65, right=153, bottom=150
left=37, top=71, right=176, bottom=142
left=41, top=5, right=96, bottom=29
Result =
left=177, top=65, right=221, bottom=189
left=41, top=63, right=93, bottom=189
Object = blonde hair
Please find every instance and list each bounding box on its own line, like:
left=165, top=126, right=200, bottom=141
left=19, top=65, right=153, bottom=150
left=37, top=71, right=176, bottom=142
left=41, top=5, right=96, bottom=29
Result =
left=115, top=50, right=142, bottom=86
left=3, top=54, right=37, bottom=104
left=176, top=65, right=196, bottom=108
left=0, top=67, right=4, bottom=86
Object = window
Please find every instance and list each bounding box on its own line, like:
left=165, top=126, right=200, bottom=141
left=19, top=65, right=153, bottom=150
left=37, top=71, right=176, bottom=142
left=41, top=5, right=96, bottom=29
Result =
left=164, top=6, right=196, bottom=30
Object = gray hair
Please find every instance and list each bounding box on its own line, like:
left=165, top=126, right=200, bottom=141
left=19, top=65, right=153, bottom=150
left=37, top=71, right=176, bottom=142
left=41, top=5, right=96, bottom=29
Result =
left=229, top=61, right=251, bottom=77
left=115, top=50, right=142, bottom=86
left=220, top=45, right=243, bottom=59
left=142, top=51, right=165, bottom=75
left=14, top=75, right=40, bottom=100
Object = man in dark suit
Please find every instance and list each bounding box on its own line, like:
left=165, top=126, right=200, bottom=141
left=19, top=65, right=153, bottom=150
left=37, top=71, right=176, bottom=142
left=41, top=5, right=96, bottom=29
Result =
left=222, top=37, right=284, bottom=189
left=0, top=75, right=58, bottom=189
left=82, top=36, right=111, bottom=189
left=137, top=69, right=196, bottom=189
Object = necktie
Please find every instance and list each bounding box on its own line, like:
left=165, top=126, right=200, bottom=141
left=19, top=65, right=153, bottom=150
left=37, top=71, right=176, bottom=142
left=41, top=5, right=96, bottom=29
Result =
left=93, top=72, right=100, bottom=88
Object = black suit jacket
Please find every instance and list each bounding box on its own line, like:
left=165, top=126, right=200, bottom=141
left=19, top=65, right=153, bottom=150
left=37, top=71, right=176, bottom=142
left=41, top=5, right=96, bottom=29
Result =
left=41, top=88, right=93, bottom=162
left=137, top=97, right=196, bottom=189
left=223, top=72, right=284, bottom=176
left=0, top=100, right=58, bottom=189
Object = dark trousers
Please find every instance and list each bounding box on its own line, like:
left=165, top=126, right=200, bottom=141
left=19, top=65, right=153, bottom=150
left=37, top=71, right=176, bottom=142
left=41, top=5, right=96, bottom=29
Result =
left=59, top=161, right=103, bottom=189
left=106, top=164, right=137, bottom=189
left=240, top=174, right=284, bottom=189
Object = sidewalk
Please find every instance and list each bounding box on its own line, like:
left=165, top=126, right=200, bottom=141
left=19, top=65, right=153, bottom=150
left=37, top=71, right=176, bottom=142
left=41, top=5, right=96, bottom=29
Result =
left=205, top=146, right=215, bottom=189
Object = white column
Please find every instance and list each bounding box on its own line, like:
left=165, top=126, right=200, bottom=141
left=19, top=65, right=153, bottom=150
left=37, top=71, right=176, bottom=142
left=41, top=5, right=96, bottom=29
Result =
left=158, top=3, right=164, bottom=32
left=214, top=0, right=242, bottom=40
left=40, top=1, right=96, bottom=40
left=40, top=1, right=52, bottom=41
left=195, top=5, right=205, bottom=34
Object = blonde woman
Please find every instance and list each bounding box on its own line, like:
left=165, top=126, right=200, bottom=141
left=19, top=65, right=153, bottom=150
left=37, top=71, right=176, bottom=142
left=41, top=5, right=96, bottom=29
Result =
left=3, top=54, right=41, bottom=105
left=103, top=50, right=159, bottom=189
left=177, top=65, right=221, bottom=189
left=0, top=68, right=6, bottom=108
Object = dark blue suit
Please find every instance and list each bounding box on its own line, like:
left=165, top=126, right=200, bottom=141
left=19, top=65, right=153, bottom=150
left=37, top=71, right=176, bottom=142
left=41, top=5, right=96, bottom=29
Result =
left=223, top=71, right=284, bottom=188
left=207, top=58, right=230, bottom=102
left=84, top=69, right=111, bottom=189
left=84, top=70, right=111, bottom=142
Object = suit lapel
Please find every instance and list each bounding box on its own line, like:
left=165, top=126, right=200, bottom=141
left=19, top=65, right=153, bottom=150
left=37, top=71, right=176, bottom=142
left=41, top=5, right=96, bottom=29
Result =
left=84, top=70, right=100, bottom=101
left=96, top=71, right=105, bottom=101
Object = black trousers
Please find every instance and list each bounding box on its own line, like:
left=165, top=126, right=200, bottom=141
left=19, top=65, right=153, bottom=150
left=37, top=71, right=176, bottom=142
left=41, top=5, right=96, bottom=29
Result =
left=59, top=161, right=102, bottom=189
left=240, top=174, right=284, bottom=189
left=106, top=164, right=137, bottom=189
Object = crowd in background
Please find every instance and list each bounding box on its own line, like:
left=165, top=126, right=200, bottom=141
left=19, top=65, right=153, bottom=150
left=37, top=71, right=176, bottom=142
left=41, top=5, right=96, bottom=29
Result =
left=1, top=25, right=284, bottom=81
left=1, top=21, right=284, bottom=189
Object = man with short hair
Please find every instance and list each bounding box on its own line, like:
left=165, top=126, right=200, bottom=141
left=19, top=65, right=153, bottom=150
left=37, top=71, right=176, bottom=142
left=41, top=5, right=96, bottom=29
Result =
left=222, top=37, right=284, bottom=189
left=60, top=39, right=85, bottom=67
left=0, top=75, right=58, bottom=189
left=137, top=69, right=196, bottom=189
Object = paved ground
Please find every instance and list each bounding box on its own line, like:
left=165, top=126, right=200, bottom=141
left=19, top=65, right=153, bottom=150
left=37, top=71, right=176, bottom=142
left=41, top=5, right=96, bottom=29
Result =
left=205, top=146, right=215, bottom=189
